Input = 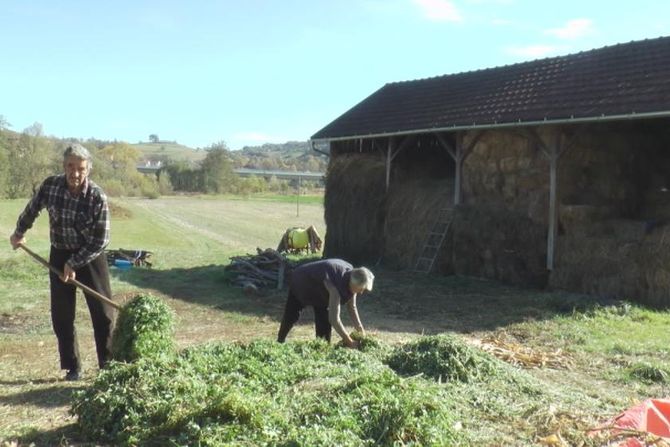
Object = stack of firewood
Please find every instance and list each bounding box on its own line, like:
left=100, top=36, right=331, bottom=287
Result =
left=226, top=248, right=294, bottom=292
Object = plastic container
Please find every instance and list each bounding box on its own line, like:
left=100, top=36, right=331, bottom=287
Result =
left=113, top=259, right=133, bottom=270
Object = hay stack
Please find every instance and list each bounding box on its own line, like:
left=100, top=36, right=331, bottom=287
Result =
left=323, top=154, right=387, bottom=263
left=383, top=178, right=453, bottom=269
left=450, top=204, right=548, bottom=286
left=551, top=219, right=670, bottom=308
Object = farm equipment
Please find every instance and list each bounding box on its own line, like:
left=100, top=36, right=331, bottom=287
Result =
left=276, top=225, right=322, bottom=254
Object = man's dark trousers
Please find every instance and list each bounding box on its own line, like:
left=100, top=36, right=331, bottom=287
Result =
left=49, top=247, right=115, bottom=372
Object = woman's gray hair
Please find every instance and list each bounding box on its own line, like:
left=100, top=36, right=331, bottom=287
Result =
left=350, top=267, right=375, bottom=291
left=63, top=143, right=93, bottom=168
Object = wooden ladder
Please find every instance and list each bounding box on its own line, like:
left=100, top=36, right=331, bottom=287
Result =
left=414, top=208, right=453, bottom=273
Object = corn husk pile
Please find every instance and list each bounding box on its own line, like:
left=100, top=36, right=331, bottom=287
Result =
left=477, top=334, right=574, bottom=370
left=225, top=248, right=294, bottom=291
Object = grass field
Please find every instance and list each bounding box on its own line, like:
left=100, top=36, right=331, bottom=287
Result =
left=1, top=195, right=669, bottom=446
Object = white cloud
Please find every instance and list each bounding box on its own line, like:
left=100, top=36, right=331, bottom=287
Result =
left=504, top=44, right=563, bottom=58
left=412, top=0, right=463, bottom=22
left=545, top=18, right=593, bottom=40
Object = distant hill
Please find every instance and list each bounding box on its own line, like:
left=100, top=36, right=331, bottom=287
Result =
left=233, top=141, right=327, bottom=172
left=132, top=142, right=206, bottom=164
left=131, top=140, right=327, bottom=172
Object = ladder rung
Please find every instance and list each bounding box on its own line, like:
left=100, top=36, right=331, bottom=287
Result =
left=415, top=208, right=452, bottom=273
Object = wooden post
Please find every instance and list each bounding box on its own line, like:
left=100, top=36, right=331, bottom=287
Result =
left=296, top=175, right=301, bottom=217
left=546, top=131, right=563, bottom=271
left=385, top=138, right=395, bottom=191
left=454, top=132, right=464, bottom=205
left=436, top=131, right=484, bottom=205
left=526, top=127, right=567, bottom=271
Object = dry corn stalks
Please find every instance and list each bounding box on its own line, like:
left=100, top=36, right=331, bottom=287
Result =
left=477, top=333, right=574, bottom=369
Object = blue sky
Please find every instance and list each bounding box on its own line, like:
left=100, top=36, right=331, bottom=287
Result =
left=1, top=0, right=669, bottom=150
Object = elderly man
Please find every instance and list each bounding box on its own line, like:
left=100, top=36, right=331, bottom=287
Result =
left=9, top=144, right=114, bottom=381
left=277, top=258, right=374, bottom=348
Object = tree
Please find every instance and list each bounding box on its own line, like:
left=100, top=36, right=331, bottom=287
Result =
left=165, top=160, right=204, bottom=192
left=0, top=128, right=8, bottom=197
left=149, top=134, right=159, bottom=143
left=98, top=142, right=141, bottom=174
left=0, top=115, right=10, bottom=130
left=202, top=141, right=236, bottom=194
left=5, top=130, right=57, bottom=198
left=23, top=122, right=44, bottom=137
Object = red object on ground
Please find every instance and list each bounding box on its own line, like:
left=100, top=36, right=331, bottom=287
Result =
left=608, top=399, right=670, bottom=446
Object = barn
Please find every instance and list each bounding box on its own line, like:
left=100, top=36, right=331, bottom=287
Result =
left=310, top=36, right=670, bottom=307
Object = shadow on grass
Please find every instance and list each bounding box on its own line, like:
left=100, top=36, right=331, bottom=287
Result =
left=112, top=264, right=615, bottom=335
left=111, top=264, right=288, bottom=319
left=12, top=423, right=96, bottom=447
left=0, top=378, right=62, bottom=386
left=0, top=384, right=80, bottom=408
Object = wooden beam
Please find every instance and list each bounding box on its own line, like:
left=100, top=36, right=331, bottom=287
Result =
left=435, top=131, right=484, bottom=205
left=435, top=132, right=456, bottom=160
left=384, top=135, right=416, bottom=191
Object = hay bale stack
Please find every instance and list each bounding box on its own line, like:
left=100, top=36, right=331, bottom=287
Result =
left=643, top=189, right=670, bottom=220
left=383, top=179, right=453, bottom=269
left=324, top=154, right=387, bottom=263
left=551, top=220, right=670, bottom=308
left=450, top=204, right=548, bottom=286
left=111, top=294, right=175, bottom=362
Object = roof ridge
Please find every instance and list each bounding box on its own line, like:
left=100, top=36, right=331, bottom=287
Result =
left=312, top=35, right=670, bottom=141
left=385, top=35, right=670, bottom=87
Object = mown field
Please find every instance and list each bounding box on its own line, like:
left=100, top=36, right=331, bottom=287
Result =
left=0, top=195, right=669, bottom=446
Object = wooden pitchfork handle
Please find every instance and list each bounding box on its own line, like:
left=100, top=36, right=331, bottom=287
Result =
left=19, top=244, right=122, bottom=310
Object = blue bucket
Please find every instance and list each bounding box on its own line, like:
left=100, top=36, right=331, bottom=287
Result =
left=113, top=259, right=133, bottom=270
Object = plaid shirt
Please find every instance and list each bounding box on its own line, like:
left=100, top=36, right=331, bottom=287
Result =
left=15, top=174, right=110, bottom=269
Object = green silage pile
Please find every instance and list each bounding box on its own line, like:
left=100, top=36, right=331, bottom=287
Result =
left=385, top=334, right=504, bottom=383
left=73, top=327, right=599, bottom=446
left=111, top=294, right=175, bottom=362
left=73, top=339, right=466, bottom=446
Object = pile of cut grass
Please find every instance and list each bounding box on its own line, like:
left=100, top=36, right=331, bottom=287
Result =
left=111, top=294, right=175, bottom=362
left=73, top=339, right=466, bottom=446
left=73, top=326, right=608, bottom=446
left=385, top=334, right=506, bottom=383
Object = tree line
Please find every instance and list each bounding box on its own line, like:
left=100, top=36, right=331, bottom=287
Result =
left=0, top=116, right=323, bottom=199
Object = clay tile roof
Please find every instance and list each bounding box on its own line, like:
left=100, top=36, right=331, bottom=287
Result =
left=311, top=36, right=670, bottom=141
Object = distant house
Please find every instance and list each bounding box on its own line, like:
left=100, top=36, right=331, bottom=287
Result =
left=311, top=36, right=670, bottom=307
left=136, top=161, right=164, bottom=178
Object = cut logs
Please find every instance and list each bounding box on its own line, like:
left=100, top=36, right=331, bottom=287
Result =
left=226, top=248, right=295, bottom=291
